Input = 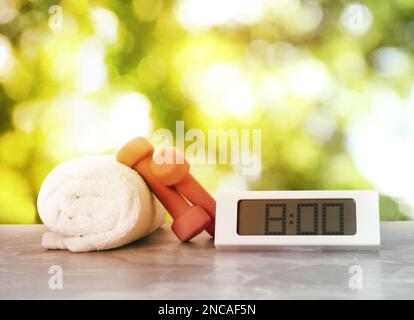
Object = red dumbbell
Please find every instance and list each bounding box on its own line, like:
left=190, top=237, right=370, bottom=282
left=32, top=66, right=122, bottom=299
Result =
left=150, top=147, right=216, bottom=236
left=116, top=137, right=211, bottom=241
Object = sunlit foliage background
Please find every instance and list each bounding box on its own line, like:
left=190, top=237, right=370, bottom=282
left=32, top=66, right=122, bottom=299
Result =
left=0, top=0, right=412, bottom=223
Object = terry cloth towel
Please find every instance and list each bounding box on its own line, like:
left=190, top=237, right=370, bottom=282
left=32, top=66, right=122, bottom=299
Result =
left=37, top=155, right=165, bottom=252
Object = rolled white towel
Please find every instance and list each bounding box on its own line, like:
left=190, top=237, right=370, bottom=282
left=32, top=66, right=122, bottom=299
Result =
left=37, top=155, right=165, bottom=252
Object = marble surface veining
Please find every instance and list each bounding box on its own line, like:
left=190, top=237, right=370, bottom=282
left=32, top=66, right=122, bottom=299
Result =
left=0, top=222, right=413, bottom=299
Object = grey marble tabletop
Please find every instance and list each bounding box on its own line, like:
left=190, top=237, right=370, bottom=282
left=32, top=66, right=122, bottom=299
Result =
left=0, top=222, right=413, bottom=300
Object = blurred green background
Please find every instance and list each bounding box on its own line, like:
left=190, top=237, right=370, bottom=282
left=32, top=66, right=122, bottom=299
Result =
left=0, top=0, right=412, bottom=223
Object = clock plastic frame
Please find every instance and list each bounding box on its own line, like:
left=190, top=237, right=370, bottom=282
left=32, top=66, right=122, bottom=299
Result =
left=215, top=190, right=380, bottom=251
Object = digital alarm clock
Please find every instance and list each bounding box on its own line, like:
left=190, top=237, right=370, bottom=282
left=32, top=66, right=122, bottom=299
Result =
left=215, top=190, right=380, bottom=250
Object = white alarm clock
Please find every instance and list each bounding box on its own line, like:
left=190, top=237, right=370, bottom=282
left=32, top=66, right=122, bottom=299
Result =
left=214, top=190, right=380, bottom=250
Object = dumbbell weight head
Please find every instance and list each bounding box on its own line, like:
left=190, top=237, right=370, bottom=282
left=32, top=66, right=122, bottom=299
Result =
left=172, top=205, right=211, bottom=241
left=151, top=147, right=189, bottom=186
left=116, top=137, right=154, bottom=167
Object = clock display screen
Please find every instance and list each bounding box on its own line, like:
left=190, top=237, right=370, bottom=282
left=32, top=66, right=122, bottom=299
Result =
left=237, top=199, right=356, bottom=235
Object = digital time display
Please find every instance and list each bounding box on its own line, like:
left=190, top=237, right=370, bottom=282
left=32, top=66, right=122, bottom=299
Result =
left=237, top=199, right=356, bottom=236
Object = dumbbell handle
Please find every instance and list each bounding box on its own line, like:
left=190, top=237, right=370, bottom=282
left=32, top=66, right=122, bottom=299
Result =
left=177, top=175, right=216, bottom=217
left=174, top=174, right=216, bottom=232
left=134, top=159, right=190, bottom=219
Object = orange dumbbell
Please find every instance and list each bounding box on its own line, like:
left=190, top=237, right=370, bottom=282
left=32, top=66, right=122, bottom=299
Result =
left=151, top=147, right=216, bottom=236
left=116, top=137, right=211, bottom=241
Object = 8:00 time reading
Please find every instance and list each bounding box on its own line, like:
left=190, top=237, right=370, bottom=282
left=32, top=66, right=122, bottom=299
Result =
left=237, top=199, right=357, bottom=236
